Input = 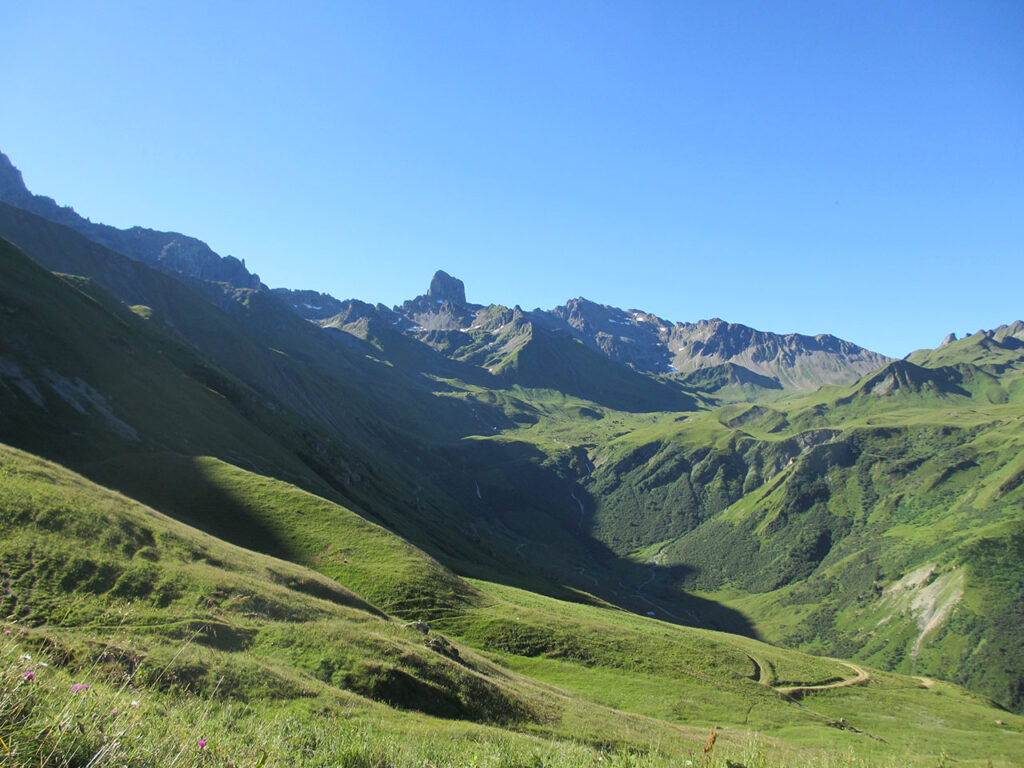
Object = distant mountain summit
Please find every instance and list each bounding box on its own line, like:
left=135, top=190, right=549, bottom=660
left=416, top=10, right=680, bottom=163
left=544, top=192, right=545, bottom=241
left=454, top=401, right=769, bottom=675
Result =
left=305, top=271, right=889, bottom=394
left=428, top=270, right=467, bottom=304
left=0, top=151, right=262, bottom=289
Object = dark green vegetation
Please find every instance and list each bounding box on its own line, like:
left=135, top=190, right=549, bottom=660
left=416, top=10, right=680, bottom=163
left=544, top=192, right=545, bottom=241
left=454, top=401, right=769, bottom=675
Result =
left=1, top=155, right=1023, bottom=765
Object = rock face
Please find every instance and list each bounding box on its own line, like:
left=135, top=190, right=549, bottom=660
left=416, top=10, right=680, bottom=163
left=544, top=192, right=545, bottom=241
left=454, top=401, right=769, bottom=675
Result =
left=427, top=270, right=467, bottom=305
left=532, top=299, right=889, bottom=390
left=940, top=333, right=957, bottom=347
left=993, top=321, right=1024, bottom=343
left=0, top=151, right=262, bottom=289
left=663, top=319, right=890, bottom=391
left=541, top=298, right=675, bottom=373
left=394, top=271, right=481, bottom=332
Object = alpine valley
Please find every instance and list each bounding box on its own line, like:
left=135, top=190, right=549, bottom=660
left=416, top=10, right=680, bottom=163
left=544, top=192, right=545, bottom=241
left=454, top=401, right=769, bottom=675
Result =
left=0, top=149, right=1022, bottom=767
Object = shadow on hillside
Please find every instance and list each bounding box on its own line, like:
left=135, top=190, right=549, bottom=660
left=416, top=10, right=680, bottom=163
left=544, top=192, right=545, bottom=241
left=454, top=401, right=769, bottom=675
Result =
left=423, top=437, right=760, bottom=639
left=82, top=452, right=294, bottom=564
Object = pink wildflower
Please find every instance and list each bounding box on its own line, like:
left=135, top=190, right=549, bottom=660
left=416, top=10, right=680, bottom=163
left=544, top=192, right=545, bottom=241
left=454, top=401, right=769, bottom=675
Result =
left=70, top=683, right=91, bottom=692
left=130, top=700, right=140, bottom=708
left=23, top=671, right=35, bottom=681
left=3, top=630, right=11, bottom=635
left=198, top=737, right=207, bottom=748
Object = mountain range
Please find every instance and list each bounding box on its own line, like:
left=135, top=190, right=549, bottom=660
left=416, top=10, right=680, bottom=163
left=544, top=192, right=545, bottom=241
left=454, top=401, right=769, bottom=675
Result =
left=0, top=149, right=1022, bottom=767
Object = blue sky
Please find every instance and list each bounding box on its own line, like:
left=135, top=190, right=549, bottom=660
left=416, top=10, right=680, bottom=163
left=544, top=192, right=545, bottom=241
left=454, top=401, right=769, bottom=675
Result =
left=3, top=1, right=1022, bottom=357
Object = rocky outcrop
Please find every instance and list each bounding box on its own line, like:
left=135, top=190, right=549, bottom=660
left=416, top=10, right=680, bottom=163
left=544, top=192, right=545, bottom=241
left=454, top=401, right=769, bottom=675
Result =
left=427, top=270, right=467, bottom=305
left=993, top=321, right=1024, bottom=343
left=395, top=271, right=482, bottom=332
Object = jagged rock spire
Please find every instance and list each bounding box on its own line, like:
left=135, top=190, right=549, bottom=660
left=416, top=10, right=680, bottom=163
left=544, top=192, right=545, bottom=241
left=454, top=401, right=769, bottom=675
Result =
left=427, top=270, right=466, bottom=305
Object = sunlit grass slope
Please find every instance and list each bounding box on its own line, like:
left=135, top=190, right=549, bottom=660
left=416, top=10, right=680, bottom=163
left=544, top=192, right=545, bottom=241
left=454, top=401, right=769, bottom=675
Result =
left=3, top=441, right=1021, bottom=766
left=0, top=441, right=704, bottom=765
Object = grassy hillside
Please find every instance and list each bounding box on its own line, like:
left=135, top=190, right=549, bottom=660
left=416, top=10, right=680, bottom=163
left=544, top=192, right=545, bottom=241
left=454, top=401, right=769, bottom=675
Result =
left=2, top=441, right=1022, bottom=767
left=3, top=201, right=1024, bottom=761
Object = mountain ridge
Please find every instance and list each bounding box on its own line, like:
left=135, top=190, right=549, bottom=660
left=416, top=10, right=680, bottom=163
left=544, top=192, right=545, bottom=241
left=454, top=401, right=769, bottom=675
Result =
left=278, top=270, right=890, bottom=396
left=0, top=151, right=263, bottom=289
left=0, top=151, right=889, bottom=396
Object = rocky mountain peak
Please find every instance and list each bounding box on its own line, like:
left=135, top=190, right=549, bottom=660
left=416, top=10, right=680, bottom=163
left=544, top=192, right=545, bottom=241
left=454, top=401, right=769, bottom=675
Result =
left=0, top=152, right=30, bottom=202
left=427, top=270, right=466, bottom=305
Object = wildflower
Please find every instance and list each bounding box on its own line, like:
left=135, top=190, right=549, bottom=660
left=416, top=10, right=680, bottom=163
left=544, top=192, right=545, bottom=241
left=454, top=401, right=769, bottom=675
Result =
left=37, top=662, right=48, bottom=667
left=3, top=630, right=10, bottom=635
left=70, top=683, right=91, bottom=692
left=198, top=737, right=207, bottom=749
left=130, top=700, right=140, bottom=708
left=19, top=654, right=30, bottom=661
left=23, top=671, right=35, bottom=681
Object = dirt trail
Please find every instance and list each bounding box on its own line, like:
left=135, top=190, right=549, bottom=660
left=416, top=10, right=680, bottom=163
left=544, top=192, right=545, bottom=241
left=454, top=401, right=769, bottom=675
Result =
left=774, top=662, right=870, bottom=696
left=745, top=655, right=870, bottom=696
left=745, top=655, right=771, bottom=687
left=745, top=657, right=883, bottom=742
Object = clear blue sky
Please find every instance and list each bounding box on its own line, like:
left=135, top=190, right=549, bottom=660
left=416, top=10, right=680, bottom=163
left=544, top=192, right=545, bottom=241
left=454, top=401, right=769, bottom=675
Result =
left=3, top=1, right=1022, bottom=357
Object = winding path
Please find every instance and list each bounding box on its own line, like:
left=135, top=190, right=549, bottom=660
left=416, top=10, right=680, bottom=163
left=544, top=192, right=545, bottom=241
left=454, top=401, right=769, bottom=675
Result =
left=775, top=662, right=870, bottom=696
left=746, top=655, right=870, bottom=696
left=746, top=654, right=771, bottom=687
